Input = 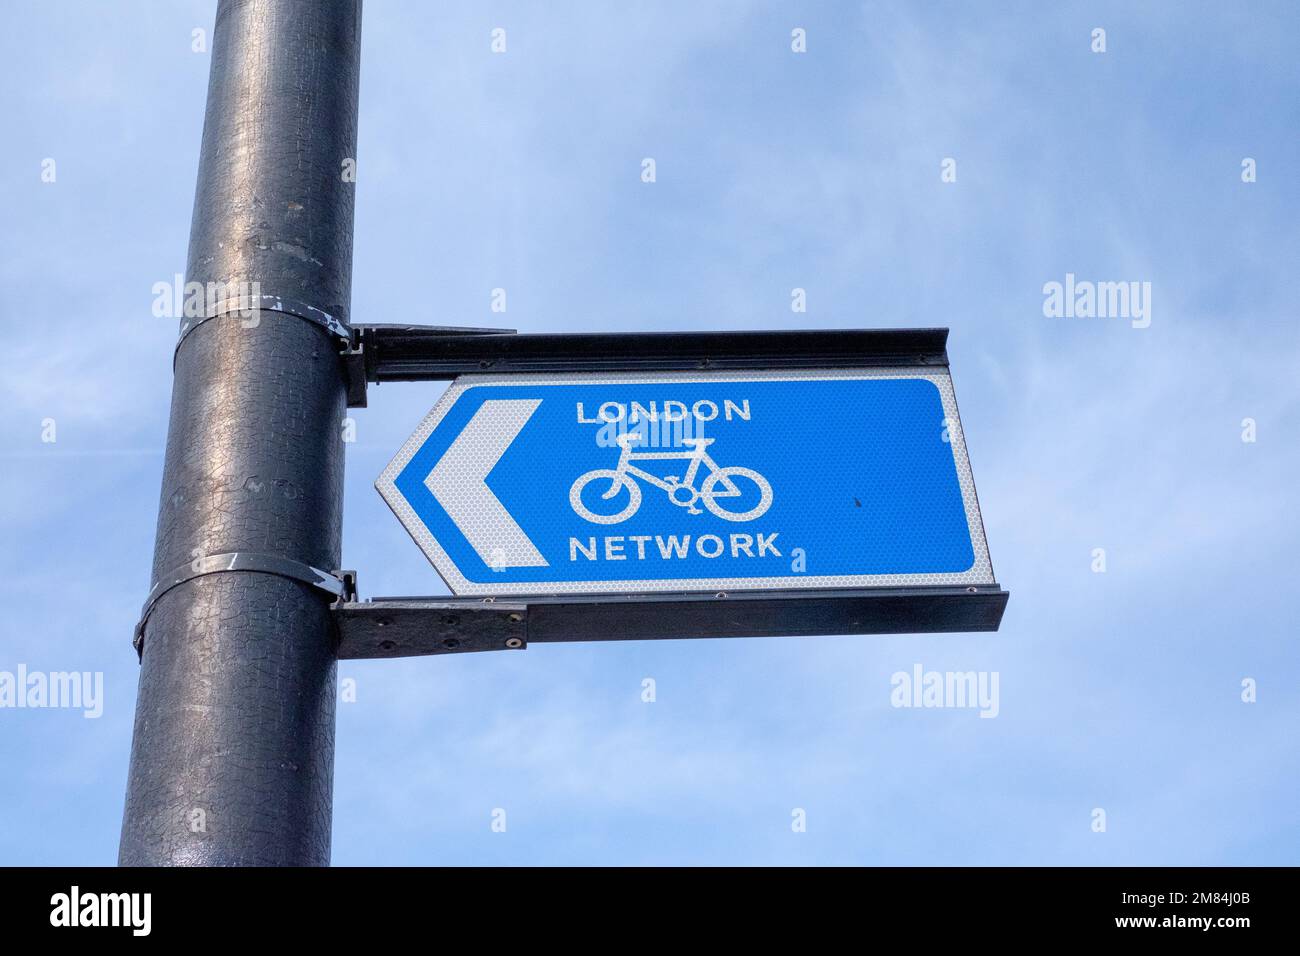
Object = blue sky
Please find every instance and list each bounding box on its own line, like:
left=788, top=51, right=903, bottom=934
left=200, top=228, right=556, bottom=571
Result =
left=1, top=0, right=1297, bottom=865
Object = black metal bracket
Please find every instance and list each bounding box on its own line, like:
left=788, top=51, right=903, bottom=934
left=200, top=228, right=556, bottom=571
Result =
left=342, top=324, right=514, bottom=407
left=332, top=585, right=1008, bottom=660
left=342, top=325, right=951, bottom=408
left=178, top=295, right=354, bottom=368
left=334, top=597, right=529, bottom=659
left=134, top=553, right=353, bottom=658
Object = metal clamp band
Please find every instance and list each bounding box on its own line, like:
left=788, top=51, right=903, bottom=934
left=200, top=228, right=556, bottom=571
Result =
left=175, top=294, right=353, bottom=360
left=133, top=551, right=349, bottom=657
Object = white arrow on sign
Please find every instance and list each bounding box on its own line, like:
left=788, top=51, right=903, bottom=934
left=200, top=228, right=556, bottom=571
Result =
left=422, top=398, right=549, bottom=570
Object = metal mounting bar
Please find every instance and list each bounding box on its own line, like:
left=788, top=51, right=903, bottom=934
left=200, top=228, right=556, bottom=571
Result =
left=334, top=598, right=528, bottom=659
left=342, top=324, right=512, bottom=407
left=342, top=326, right=951, bottom=407
left=332, top=585, right=1007, bottom=660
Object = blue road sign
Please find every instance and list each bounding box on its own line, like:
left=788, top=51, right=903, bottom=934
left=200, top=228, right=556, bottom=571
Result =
left=377, top=369, right=995, bottom=596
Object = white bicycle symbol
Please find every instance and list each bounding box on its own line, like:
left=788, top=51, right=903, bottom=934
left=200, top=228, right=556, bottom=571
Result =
left=570, top=434, right=773, bottom=524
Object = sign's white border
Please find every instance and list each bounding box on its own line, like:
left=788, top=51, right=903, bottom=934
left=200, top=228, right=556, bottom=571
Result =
left=376, top=368, right=996, bottom=596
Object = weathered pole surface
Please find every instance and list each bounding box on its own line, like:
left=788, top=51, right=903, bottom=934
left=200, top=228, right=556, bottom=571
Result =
left=120, top=0, right=362, bottom=865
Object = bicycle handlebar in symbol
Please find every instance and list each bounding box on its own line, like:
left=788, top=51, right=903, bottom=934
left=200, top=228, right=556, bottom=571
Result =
left=570, top=435, right=773, bottom=524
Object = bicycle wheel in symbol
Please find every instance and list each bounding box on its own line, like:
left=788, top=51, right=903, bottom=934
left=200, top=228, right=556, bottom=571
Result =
left=570, top=469, right=643, bottom=524
left=699, top=466, right=772, bottom=521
